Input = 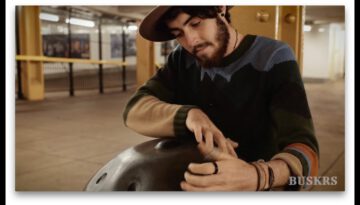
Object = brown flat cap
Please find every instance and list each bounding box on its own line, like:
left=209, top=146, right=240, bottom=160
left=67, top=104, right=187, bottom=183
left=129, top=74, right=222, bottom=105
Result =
left=139, top=6, right=233, bottom=42
left=139, top=6, right=174, bottom=42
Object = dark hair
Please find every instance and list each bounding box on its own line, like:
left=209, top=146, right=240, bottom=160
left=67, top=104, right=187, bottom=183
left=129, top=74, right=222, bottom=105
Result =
left=158, top=6, right=231, bottom=35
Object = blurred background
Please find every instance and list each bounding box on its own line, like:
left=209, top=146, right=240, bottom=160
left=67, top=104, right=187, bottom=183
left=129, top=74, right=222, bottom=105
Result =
left=15, top=5, right=345, bottom=191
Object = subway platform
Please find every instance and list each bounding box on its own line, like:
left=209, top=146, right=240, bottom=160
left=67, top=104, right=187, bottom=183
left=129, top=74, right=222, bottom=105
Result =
left=15, top=79, right=345, bottom=191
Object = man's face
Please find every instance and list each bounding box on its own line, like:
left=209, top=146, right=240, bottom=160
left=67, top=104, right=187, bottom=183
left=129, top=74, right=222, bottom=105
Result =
left=166, top=12, right=229, bottom=68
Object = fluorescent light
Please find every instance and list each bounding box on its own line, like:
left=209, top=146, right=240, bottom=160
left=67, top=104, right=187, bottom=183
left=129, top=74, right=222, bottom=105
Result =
left=318, top=28, right=325, bottom=32
left=127, top=25, right=138, bottom=31
left=304, top=25, right=312, bottom=32
left=39, top=13, right=59, bottom=22
left=66, top=18, right=95, bottom=28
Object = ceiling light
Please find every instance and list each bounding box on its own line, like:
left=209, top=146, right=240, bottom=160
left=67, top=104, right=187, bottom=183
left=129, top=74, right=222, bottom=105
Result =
left=127, top=25, right=138, bottom=31
left=66, top=18, right=95, bottom=28
left=318, top=28, right=326, bottom=32
left=304, top=25, right=312, bottom=32
left=39, top=13, right=59, bottom=22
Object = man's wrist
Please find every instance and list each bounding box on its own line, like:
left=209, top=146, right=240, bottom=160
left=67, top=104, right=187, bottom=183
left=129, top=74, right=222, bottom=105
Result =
left=252, top=159, right=287, bottom=191
left=258, top=161, right=270, bottom=190
left=252, top=160, right=270, bottom=191
left=174, top=105, right=198, bottom=137
left=266, top=159, right=291, bottom=188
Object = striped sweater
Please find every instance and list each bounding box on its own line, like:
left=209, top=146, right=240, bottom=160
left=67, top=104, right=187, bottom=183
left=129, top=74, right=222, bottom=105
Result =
left=123, top=34, right=319, bottom=190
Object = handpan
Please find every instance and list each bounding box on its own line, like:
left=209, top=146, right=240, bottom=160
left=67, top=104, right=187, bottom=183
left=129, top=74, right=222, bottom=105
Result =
left=84, top=138, right=206, bottom=191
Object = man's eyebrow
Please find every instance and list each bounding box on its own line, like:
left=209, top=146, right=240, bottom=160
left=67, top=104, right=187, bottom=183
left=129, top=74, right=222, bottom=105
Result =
left=168, top=16, right=195, bottom=32
left=183, top=16, right=195, bottom=26
left=168, top=28, right=181, bottom=33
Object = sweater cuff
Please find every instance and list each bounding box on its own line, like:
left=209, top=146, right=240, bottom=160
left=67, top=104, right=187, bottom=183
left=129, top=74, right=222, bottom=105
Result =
left=271, top=152, right=303, bottom=191
left=173, top=105, right=198, bottom=137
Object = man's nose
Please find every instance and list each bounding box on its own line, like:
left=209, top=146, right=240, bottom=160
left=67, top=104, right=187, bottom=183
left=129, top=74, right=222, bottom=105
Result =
left=184, top=31, right=199, bottom=48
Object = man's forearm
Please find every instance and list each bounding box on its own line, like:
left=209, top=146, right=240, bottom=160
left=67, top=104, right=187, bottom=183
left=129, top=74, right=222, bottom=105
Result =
left=267, top=159, right=291, bottom=188
left=125, top=95, right=182, bottom=137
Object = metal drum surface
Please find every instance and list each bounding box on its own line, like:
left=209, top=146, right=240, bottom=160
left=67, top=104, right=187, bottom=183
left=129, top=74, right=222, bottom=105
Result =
left=85, top=138, right=205, bottom=191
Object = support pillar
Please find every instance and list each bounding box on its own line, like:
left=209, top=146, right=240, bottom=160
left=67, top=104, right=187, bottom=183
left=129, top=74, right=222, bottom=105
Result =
left=135, top=33, right=155, bottom=87
left=18, top=6, right=44, bottom=100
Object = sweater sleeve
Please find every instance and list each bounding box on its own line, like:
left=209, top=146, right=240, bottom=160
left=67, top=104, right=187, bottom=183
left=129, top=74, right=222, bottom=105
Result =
left=122, top=49, right=197, bottom=138
left=267, top=44, right=319, bottom=190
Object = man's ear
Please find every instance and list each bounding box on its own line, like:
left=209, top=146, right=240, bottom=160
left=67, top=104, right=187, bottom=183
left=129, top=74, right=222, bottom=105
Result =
left=218, top=6, right=226, bottom=14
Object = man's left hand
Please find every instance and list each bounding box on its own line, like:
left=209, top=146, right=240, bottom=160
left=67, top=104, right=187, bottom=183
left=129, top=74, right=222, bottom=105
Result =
left=180, top=142, right=258, bottom=191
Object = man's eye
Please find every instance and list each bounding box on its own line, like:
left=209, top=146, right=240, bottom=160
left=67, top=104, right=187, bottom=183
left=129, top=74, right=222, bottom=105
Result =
left=190, top=21, right=201, bottom=27
left=174, top=33, right=183, bottom=38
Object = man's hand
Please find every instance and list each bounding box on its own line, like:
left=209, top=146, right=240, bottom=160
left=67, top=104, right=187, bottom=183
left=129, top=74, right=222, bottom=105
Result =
left=186, top=108, right=238, bottom=157
left=180, top=142, right=258, bottom=191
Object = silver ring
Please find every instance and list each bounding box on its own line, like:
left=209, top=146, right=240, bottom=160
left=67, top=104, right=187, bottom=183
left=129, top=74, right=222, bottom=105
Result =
left=212, top=161, right=218, bottom=175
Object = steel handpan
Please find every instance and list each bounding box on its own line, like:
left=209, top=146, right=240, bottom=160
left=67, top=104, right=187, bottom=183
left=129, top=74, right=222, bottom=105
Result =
left=84, top=138, right=205, bottom=191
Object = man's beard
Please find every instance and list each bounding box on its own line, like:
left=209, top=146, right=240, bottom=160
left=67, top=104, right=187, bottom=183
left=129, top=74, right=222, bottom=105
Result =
left=192, top=17, right=230, bottom=68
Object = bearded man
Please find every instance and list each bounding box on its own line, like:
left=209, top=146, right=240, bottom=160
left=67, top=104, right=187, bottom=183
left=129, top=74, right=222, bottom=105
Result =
left=123, top=6, right=319, bottom=191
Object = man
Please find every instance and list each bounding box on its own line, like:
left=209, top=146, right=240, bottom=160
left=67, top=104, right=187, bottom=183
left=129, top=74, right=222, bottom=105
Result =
left=123, top=6, right=319, bottom=191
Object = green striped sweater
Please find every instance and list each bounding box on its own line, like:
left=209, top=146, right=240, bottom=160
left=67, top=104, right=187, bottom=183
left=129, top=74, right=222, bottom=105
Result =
left=123, top=34, right=319, bottom=190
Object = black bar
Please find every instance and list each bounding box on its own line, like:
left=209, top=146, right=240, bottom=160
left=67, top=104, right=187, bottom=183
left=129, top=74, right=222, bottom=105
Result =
left=67, top=8, right=74, bottom=96
left=121, top=24, right=127, bottom=91
left=15, top=6, right=24, bottom=100
left=98, top=17, right=104, bottom=94
left=69, top=63, right=74, bottom=96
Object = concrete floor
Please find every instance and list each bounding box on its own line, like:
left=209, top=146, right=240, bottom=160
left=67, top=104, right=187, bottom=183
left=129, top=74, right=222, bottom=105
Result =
left=15, top=79, right=345, bottom=191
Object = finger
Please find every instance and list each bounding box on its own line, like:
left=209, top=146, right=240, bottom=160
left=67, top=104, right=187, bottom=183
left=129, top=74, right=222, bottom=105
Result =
left=226, top=139, right=238, bottom=158
left=180, top=181, right=232, bottom=192
left=184, top=171, right=223, bottom=187
left=180, top=181, right=204, bottom=191
left=214, top=133, right=228, bottom=153
left=198, top=142, right=233, bottom=160
left=193, top=127, right=203, bottom=142
left=203, top=131, right=214, bottom=150
left=197, top=141, right=213, bottom=159
left=188, top=162, right=218, bottom=175
left=228, top=138, right=239, bottom=148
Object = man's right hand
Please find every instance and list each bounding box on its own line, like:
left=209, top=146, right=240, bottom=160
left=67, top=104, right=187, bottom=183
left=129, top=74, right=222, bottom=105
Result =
left=185, top=108, right=239, bottom=158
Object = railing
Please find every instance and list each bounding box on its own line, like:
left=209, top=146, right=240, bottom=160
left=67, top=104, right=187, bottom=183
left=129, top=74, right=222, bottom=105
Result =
left=15, top=55, right=135, bottom=99
left=16, top=55, right=127, bottom=66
